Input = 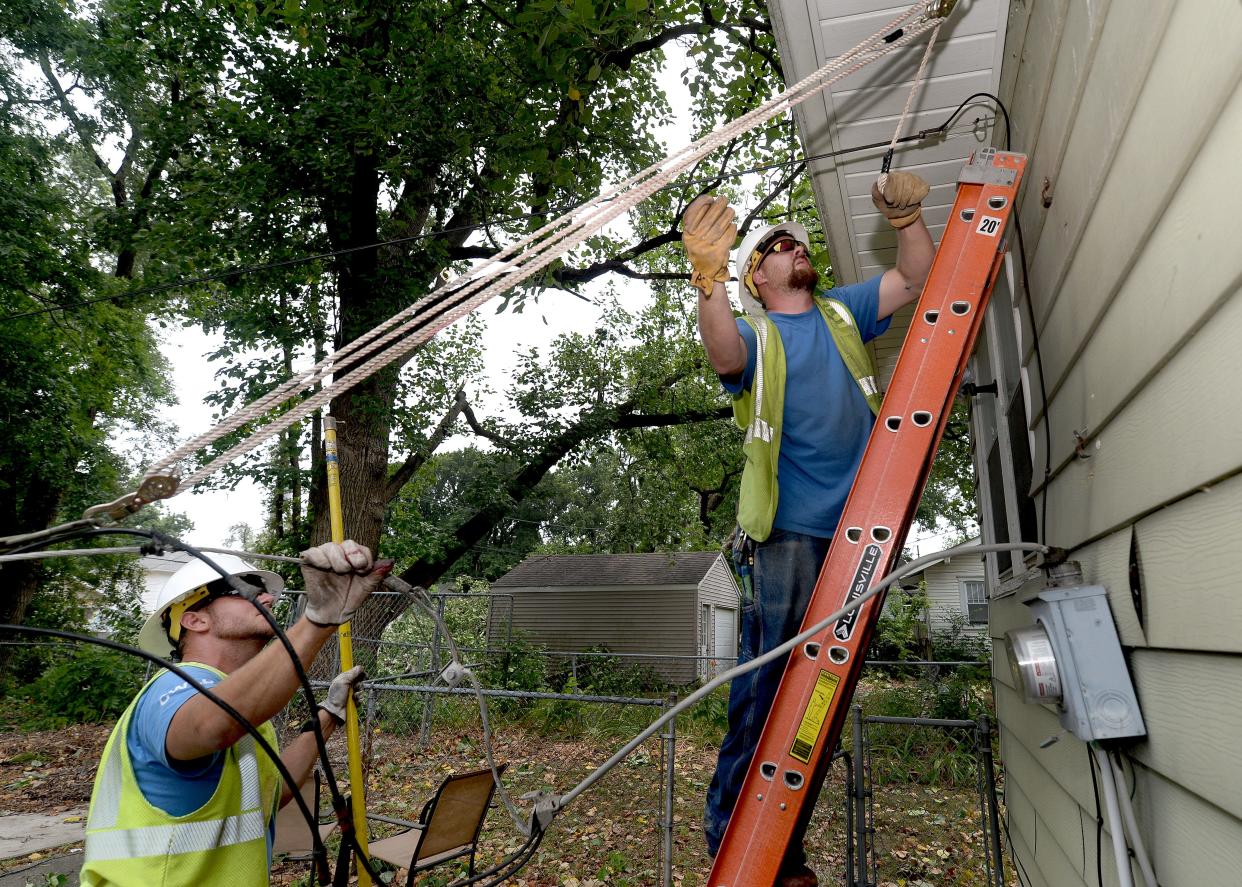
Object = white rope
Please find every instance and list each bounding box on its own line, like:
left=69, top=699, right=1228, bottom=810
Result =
left=878, top=18, right=943, bottom=192
left=141, top=3, right=942, bottom=496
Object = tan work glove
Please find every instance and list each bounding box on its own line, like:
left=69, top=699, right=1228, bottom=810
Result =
left=871, top=171, right=931, bottom=229
left=300, top=540, right=392, bottom=626
left=682, top=195, right=736, bottom=296
left=320, top=665, right=366, bottom=724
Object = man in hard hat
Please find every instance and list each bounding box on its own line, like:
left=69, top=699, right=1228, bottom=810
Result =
left=80, top=541, right=391, bottom=886
left=682, top=174, right=934, bottom=884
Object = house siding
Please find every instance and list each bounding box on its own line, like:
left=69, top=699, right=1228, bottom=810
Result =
left=989, top=1, right=1242, bottom=885
left=918, top=552, right=987, bottom=638
left=697, top=555, right=742, bottom=671
left=487, top=584, right=699, bottom=684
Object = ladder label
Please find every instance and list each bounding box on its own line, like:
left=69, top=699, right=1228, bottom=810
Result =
left=791, top=670, right=841, bottom=763
left=976, top=215, right=1002, bottom=236
left=833, top=543, right=882, bottom=642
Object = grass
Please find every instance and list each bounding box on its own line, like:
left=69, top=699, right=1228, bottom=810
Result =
left=271, top=674, right=1014, bottom=886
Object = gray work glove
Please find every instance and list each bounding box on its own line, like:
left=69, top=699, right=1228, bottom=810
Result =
left=299, top=540, right=392, bottom=626
left=871, top=171, right=931, bottom=229
left=320, top=665, right=366, bottom=724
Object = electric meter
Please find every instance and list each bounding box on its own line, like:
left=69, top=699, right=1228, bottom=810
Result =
left=1005, top=624, right=1061, bottom=704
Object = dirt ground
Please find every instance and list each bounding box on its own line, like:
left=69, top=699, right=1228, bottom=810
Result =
left=1, top=722, right=1012, bottom=886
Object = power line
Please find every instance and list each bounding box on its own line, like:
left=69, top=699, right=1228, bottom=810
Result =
left=2, top=100, right=995, bottom=324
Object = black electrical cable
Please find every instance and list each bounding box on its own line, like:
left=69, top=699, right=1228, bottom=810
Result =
left=1, top=91, right=1003, bottom=326
left=952, top=90, right=1052, bottom=545
left=1088, top=747, right=1105, bottom=887
left=442, top=819, right=547, bottom=887
left=147, top=532, right=381, bottom=884
left=2, top=524, right=379, bottom=883
left=0, top=623, right=332, bottom=884
left=999, top=804, right=1032, bottom=887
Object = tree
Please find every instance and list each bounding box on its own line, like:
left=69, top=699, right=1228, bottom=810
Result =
left=3, top=0, right=976, bottom=633
left=0, top=44, right=173, bottom=631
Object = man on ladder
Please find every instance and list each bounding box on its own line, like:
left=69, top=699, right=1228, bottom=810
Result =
left=682, top=172, right=935, bottom=885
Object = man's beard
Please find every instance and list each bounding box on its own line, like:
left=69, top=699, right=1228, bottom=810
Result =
left=789, top=264, right=819, bottom=292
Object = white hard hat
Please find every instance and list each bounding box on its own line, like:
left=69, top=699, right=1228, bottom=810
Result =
left=733, top=221, right=812, bottom=317
left=138, top=553, right=284, bottom=659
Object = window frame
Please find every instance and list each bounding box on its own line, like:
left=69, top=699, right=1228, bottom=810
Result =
left=960, top=578, right=988, bottom=624
left=969, top=252, right=1042, bottom=598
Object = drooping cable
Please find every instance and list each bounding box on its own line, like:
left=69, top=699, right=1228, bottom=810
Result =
left=1, top=94, right=999, bottom=328
left=554, top=540, right=1048, bottom=812
left=162, top=534, right=381, bottom=883
left=0, top=524, right=378, bottom=883
left=381, top=579, right=526, bottom=835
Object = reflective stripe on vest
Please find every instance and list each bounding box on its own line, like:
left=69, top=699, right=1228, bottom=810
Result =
left=85, top=735, right=265, bottom=861
left=746, top=321, right=774, bottom=444
left=80, top=664, right=281, bottom=887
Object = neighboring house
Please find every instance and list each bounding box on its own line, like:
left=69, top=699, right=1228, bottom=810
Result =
left=138, top=550, right=193, bottom=613
left=904, top=536, right=989, bottom=642
left=488, top=552, right=741, bottom=684
left=771, top=1, right=1242, bottom=884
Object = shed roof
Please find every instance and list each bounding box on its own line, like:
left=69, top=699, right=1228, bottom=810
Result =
left=493, top=551, right=724, bottom=589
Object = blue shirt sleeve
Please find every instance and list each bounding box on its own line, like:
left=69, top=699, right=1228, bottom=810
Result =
left=128, top=666, right=226, bottom=814
left=720, top=318, right=757, bottom=395
left=829, top=275, right=891, bottom=343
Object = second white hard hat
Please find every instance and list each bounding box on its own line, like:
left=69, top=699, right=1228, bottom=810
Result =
left=138, top=553, right=284, bottom=659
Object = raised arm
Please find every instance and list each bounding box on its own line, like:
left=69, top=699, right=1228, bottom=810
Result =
left=165, top=542, right=390, bottom=762
left=874, top=172, right=935, bottom=319
left=683, top=195, right=747, bottom=376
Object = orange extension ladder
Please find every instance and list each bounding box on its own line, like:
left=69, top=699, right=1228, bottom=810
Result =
left=709, top=148, right=1027, bottom=886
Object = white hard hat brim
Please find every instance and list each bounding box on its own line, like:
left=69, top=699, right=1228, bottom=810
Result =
left=733, top=221, right=812, bottom=316
left=138, top=554, right=285, bottom=659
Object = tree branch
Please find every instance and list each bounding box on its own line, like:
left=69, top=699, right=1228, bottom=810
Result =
left=397, top=396, right=731, bottom=588
left=383, top=385, right=468, bottom=501
left=37, top=53, right=112, bottom=181
left=460, top=392, right=520, bottom=451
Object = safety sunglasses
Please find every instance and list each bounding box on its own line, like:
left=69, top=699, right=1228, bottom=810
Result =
left=758, top=236, right=799, bottom=261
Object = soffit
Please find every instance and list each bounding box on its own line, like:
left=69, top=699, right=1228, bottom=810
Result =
left=768, top=0, right=1011, bottom=374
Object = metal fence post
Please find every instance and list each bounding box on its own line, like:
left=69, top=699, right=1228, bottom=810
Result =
left=662, top=692, right=677, bottom=887
left=417, top=593, right=445, bottom=750
left=839, top=749, right=854, bottom=887
left=852, top=704, right=869, bottom=887
left=977, top=715, right=1005, bottom=887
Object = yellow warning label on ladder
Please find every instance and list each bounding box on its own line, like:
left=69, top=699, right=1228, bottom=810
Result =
left=790, top=671, right=840, bottom=763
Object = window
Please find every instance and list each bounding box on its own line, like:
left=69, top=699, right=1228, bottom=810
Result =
left=962, top=579, right=988, bottom=624
left=968, top=254, right=1040, bottom=595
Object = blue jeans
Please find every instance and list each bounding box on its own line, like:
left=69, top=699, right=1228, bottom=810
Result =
left=703, top=528, right=832, bottom=867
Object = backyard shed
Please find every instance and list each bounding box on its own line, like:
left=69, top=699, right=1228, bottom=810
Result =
left=488, top=551, right=740, bottom=684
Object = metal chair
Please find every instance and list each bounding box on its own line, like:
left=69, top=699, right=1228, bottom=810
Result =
left=273, top=769, right=337, bottom=859
left=367, top=763, right=507, bottom=884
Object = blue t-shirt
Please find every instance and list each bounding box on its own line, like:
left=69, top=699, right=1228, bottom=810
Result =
left=722, top=277, right=890, bottom=538
left=128, top=666, right=228, bottom=815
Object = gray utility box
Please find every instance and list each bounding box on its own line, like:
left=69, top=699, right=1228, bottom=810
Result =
left=1024, top=585, right=1146, bottom=742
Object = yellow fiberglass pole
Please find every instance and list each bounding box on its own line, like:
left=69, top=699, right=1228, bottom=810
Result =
left=322, top=416, right=372, bottom=886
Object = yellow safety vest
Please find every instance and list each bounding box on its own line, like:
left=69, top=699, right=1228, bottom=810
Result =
left=732, top=296, right=882, bottom=542
left=80, top=663, right=282, bottom=887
